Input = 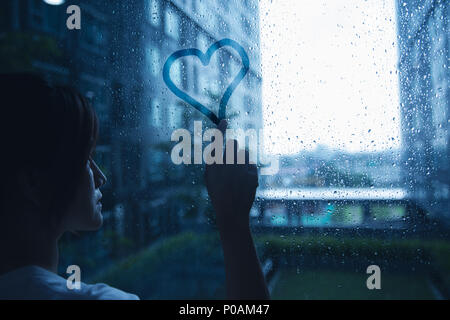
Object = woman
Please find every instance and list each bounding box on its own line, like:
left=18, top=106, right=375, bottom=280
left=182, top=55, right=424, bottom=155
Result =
left=0, top=73, right=269, bottom=300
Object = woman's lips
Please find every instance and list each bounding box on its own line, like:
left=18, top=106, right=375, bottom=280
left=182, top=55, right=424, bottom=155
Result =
left=96, top=192, right=103, bottom=203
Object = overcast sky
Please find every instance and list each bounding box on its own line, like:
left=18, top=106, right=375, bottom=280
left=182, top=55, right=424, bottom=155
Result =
left=259, top=0, right=401, bottom=155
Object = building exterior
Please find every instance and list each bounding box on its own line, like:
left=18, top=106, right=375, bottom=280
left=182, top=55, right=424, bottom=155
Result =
left=131, top=0, right=264, bottom=237
left=262, top=147, right=402, bottom=190
left=139, top=0, right=263, bottom=154
left=396, top=0, right=449, bottom=225
left=0, top=0, right=263, bottom=244
left=1, top=0, right=118, bottom=203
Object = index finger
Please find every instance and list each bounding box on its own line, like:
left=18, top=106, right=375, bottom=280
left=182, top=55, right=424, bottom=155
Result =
left=218, top=119, right=227, bottom=138
left=218, top=119, right=228, bottom=155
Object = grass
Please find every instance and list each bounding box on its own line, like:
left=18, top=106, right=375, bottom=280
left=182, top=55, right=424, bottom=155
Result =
left=85, top=231, right=449, bottom=299
left=254, top=234, right=450, bottom=271
left=89, top=232, right=225, bottom=299
left=271, top=269, right=436, bottom=300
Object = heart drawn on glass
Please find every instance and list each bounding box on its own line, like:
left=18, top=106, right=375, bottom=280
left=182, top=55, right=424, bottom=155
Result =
left=162, top=38, right=250, bottom=125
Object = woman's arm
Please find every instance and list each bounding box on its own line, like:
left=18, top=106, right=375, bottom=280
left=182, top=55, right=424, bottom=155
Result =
left=217, top=222, right=270, bottom=300
left=205, top=120, right=270, bottom=300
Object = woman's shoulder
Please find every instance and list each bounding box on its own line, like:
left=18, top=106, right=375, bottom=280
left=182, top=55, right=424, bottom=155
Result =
left=80, top=282, right=140, bottom=300
left=0, top=265, right=139, bottom=300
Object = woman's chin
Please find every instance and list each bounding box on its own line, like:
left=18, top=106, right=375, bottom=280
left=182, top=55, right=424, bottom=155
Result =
left=81, top=207, right=103, bottom=231
left=90, top=209, right=104, bottom=230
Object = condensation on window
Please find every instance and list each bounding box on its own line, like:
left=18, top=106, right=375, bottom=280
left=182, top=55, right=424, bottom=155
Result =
left=1, top=0, right=448, bottom=300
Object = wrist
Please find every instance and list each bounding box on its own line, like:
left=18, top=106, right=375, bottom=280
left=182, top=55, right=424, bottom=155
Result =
left=218, top=224, right=255, bottom=253
left=217, top=218, right=251, bottom=237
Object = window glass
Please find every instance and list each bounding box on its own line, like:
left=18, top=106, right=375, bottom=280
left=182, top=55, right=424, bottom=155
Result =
left=164, top=7, right=180, bottom=41
left=148, top=0, right=161, bottom=26
left=196, top=0, right=208, bottom=18
left=196, top=33, right=209, bottom=52
left=170, top=59, right=182, bottom=87
left=168, top=104, right=182, bottom=129
left=146, top=46, right=160, bottom=76
left=1, top=0, right=448, bottom=301
left=150, top=98, right=162, bottom=128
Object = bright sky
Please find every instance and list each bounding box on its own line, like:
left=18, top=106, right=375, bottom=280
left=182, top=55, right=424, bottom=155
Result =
left=260, top=0, right=401, bottom=155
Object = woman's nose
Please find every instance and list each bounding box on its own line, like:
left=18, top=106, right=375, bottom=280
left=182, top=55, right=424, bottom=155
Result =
left=91, top=160, right=107, bottom=187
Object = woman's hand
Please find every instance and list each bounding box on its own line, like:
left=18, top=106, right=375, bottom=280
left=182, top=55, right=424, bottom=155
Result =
left=204, top=120, right=258, bottom=233
left=204, top=120, right=269, bottom=300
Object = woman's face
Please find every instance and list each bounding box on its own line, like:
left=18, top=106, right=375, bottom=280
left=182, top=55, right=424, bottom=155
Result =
left=62, top=157, right=107, bottom=232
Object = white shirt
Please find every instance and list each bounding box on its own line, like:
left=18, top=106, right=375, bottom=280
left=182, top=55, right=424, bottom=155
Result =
left=0, top=265, right=139, bottom=300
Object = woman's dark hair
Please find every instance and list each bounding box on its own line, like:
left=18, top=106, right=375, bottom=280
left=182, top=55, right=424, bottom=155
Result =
left=0, top=73, right=99, bottom=221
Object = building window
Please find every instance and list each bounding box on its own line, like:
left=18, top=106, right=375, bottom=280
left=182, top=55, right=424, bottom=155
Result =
left=193, top=66, right=199, bottom=94
left=244, top=95, right=253, bottom=114
left=168, top=104, right=182, bottom=129
left=171, top=60, right=182, bottom=88
left=30, top=0, right=45, bottom=29
left=165, top=8, right=180, bottom=41
left=86, top=23, right=105, bottom=47
left=219, top=1, right=229, bottom=12
left=150, top=98, right=162, bottom=127
left=148, top=149, right=164, bottom=181
left=147, top=0, right=161, bottom=26
left=146, top=46, right=161, bottom=76
left=198, top=72, right=207, bottom=93
left=246, top=72, right=255, bottom=89
left=241, top=14, right=252, bottom=34
left=243, top=0, right=252, bottom=9
left=217, top=16, right=229, bottom=35
left=197, top=33, right=209, bottom=52
left=197, top=0, right=208, bottom=18
left=210, top=78, right=220, bottom=96
left=219, top=53, right=230, bottom=84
